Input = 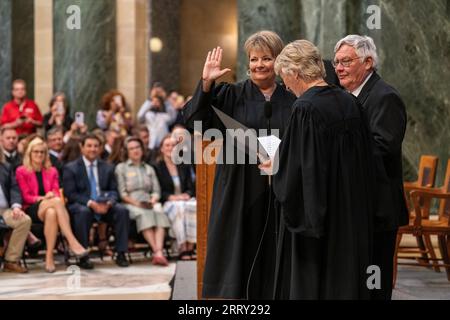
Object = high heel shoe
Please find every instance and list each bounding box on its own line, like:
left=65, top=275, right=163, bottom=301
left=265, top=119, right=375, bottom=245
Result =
left=70, top=249, right=89, bottom=259
left=27, top=239, right=42, bottom=250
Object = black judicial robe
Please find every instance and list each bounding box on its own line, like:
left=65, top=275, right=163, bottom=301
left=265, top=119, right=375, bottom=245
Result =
left=273, top=86, right=375, bottom=300
left=183, top=79, right=296, bottom=299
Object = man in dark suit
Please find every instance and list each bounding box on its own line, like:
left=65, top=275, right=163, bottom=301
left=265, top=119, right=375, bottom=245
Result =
left=46, top=127, right=64, bottom=180
left=0, top=150, right=31, bottom=273
left=0, top=128, right=22, bottom=172
left=334, top=35, right=408, bottom=300
left=63, top=133, right=130, bottom=269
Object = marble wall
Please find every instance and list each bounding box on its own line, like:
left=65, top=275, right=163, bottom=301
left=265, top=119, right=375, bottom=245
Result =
left=0, top=0, right=34, bottom=105
left=358, top=0, right=450, bottom=183
left=148, top=0, right=180, bottom=92
left=300, top=0, right=348, bottom=58
left=0, top=0, right=12, bottom=107
left=54, top=0, right=116, bottom=128
left=237, top=0, right=450, bottom=182
left=11, top=0, right=35, bottom=100
left=237, top=0, right=302, bottom=80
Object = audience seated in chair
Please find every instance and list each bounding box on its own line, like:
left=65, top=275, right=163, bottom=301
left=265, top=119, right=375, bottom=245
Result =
left=63, top=133, right=130, bottom=269
left=0, top=148, right=31, bottom=273
left=155, top=135, right=196, bottom=261
left=16, top=137, right=88, bottom=273
left=115, top=137, right=171, bottom=266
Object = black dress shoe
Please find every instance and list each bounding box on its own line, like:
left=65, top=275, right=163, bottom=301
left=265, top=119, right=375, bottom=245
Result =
left=78, top=256, right=94, bottom=270
left=115, top=253, right=129, bottom=267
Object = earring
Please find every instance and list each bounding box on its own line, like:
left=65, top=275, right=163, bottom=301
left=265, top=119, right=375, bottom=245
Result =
left=246, top=70, right=251, bottom=77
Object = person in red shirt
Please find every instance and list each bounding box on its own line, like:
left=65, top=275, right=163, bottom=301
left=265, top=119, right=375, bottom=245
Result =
left=1, top=79, right=43, bottom=135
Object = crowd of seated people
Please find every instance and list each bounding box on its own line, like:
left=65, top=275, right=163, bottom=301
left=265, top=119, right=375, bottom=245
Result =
left=0, top=79, right=197, bottom=273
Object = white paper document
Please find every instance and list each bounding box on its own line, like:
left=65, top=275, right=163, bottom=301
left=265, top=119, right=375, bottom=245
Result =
left=258, top=135, right=281, bottom=160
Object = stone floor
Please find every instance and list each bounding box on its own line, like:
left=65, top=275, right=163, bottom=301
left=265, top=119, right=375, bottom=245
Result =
left=393, top=263, right=450, bottom=300
left=1, top=254, right=449, bottom=300
left=0, top=252, right=176, bottom=300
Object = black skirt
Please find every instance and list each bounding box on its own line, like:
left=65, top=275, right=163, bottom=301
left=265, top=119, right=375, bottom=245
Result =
left=26, top=201, right=43, bottom=224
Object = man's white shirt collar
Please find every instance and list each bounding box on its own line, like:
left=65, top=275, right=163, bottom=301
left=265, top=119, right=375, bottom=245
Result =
left=82, top=156, right=98, bottom=167
left=3, top=150, right=16, bottom=158
left=351, top=72, right=373, bottom=97
left=49, top=150, right=60, bottom=159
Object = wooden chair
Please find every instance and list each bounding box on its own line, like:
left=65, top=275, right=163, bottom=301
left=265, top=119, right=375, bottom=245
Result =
left=404, top=155, right=439, bottom=191
left=403, top=155, right=439, bottom=271
left=394, top=160, right=450, bottom=287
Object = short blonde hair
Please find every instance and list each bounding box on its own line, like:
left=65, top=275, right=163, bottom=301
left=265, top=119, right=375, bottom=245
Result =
left=244, top=30, right=284, bottom=58
left=275, top=40, right=326, bottom=82
left=23, top=137, right=52, bottom=171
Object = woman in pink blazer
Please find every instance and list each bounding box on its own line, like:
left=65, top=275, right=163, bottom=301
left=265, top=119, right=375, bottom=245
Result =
left=16, top=137, right=87, bottom=273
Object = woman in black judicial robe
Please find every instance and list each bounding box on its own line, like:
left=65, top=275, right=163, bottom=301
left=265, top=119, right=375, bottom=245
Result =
left=183, top=31, right=296, bottom=299
left=263, top=40, right=375, bottom=299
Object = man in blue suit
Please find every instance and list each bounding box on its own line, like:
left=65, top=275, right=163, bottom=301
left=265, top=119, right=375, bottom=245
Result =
left=63, top=133, right=130, bottom=269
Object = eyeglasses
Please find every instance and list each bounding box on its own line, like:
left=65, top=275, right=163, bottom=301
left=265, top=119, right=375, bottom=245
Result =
left=332, top=57, right=361, bottom=68
left=32, top=150, right=45, bottom=154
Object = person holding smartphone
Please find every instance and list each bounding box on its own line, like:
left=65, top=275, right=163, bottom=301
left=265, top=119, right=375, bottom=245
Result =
left=62, top=112, right=88, bottom=144
left=96, top=90, right=132, bottom=136
left=43, top=92, right=73, bottom=133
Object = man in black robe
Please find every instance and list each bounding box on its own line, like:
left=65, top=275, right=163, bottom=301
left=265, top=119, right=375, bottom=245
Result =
left=334, top=35, right=408, bottom=300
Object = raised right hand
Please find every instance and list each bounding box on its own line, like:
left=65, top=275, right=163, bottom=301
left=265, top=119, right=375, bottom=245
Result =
left=202, top=47, right=231, bottom=83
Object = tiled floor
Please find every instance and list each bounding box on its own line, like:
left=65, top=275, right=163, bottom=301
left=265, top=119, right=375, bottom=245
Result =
left=1, top=254, right=449, bottom=300
left=0, top=253, right=176, bottom=300
left=393, top=263, right=450, bottom=300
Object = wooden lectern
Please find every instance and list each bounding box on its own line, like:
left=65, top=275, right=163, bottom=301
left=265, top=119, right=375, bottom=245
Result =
left=196, top=138, right=220, bottom=299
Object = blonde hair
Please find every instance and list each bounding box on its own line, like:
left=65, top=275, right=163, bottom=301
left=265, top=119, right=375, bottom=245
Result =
left=275, top=40, right=326, bottom=82
left=244, top=30, right=284, bottom=58
left=23, top=137, right=52, bottom=171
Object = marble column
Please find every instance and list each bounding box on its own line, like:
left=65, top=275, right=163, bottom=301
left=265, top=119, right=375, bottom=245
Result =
left=148, top=0, right=180, bottom=91
left=300, top=0, right=349, bottom=58
left=360, top=0, right=450, bottom=183
left=117, top=0, right=149, bottom=114
left=11, top=0, right=35, bottom=100
left=237, top=0, right=302, bottom=80
left=0, top=0, right=12, bottom=106
left=54, top=0, right=116, bottom=128
left=34, top=0, right=53, bottom=113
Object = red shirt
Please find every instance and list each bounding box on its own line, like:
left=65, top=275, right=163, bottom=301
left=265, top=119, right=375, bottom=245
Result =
left=1, top=99, right=43, bottom=135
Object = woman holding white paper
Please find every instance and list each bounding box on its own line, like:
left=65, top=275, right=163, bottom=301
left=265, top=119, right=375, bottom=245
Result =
left=260, top=40, right=375, bottom=299
left=183, top=31, right=296, bottom=299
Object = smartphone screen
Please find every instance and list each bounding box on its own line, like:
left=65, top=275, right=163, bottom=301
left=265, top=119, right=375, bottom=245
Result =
left=57, top=102, right=65, bottom=114
left=75, top=112, right=84, bottom=125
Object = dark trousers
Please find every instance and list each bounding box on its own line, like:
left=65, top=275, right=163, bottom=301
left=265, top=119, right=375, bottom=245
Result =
left=69, top=203, right=130, bottom=253
left=371, top=229, right=398, bottom=300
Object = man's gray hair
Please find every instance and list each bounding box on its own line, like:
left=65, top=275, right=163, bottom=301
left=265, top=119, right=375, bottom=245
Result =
left=334, top=35, right=378, bottom=70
